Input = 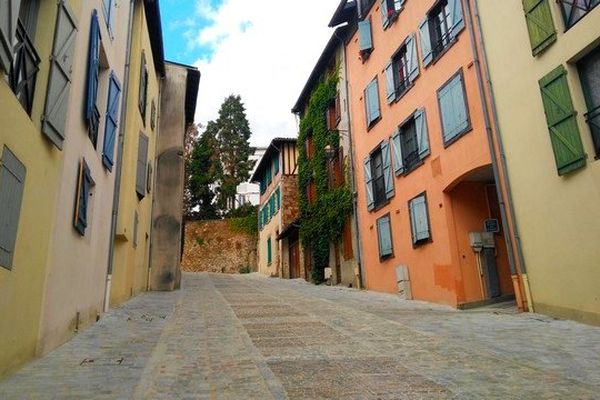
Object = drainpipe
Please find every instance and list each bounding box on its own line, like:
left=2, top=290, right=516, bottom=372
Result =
left=464, top=0, right=531, bottom=311
left=103, top=0, right=136, bottom=312
left=334, top=29, right=364, bottom=289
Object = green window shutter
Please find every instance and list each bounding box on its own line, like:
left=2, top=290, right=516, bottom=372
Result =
left=539, top=65, right=586, bottom=175
left=0, top=147, right=26, bottom=269
left=523, top=0, right=556, bottom=56
left=267, top=237, right=272, bottom=264
left=273, top=154, right=280, bottom=175
left=42, top=0, right=78, bottom=149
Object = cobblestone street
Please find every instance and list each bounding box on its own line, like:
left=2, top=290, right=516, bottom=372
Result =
left=1, top=273, right=599, bottom=399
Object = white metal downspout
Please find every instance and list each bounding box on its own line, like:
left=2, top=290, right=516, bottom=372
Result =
left=103, top=0, right=136, bottom=313
left=464, top=0, right=532, bottom=311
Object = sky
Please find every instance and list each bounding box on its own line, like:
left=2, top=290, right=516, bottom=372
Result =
left=160, top=0, right=341, bottom=147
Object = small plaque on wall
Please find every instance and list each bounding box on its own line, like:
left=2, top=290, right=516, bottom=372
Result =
left=484, top=219, right=500, bottom=233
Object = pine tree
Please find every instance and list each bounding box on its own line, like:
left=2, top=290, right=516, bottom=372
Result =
left=187, top=122, right=220, bottom=219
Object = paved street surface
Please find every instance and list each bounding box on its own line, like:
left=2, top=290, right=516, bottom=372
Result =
left=1, top=273, right=599, bottom=399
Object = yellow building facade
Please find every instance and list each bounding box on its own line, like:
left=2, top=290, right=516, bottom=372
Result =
left=109, top=0, right=163, bottom=306
left=477, top=0, right=600, bottom=324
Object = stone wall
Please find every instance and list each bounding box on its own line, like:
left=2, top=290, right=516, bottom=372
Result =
left=281, top=175, right=300, bottom=228
left=182, top=220, right=257, bottom=274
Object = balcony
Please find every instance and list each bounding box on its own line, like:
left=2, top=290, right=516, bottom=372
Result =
left=8, top=20, right=41, bottom=116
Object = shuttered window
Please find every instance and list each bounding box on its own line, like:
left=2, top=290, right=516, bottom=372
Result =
left=358, top=19, right=373, bottom=57
left=385, top=34, right=419, bottom=104
left=136, top=133, right=149, bottom=197
left=376, top=214, right=393, bottom=258
left=273, top=154, right=280, bottom=176
left=85, top=10, right=101, bottom=148
left=42, top=0, right=77, bottom=149
left=380, top=0, right=404, bottom=29
left=139, top=52, right=148, bottom=124
left=578, top=46, right=600, bottom=158
left=365, top=141, right=394, bottom=212
left=0, top=147, right=26, bottom=270
left=275, top=187, right=280, bottom=211
left=146, top=163, right=152, bottom=193
left=133, top=211, right=139, bottom=248
left=364, top=78, right=381, bottom=128
left=267, top=237, right=272, bottom=265
left=438, top=70, right=470, bottom=145
left=557, top=0, right=599, bottom=30
left=0, top=0, right=21, bottom=73
left=102, top=0, right=113, bottom=34
left=539, top=65, right=586, bottom=175
left=74, top=159, right=93, bottom=236
left=409, top=193, right=431, bottom=245
left=391, top=108, right=430, bottom=175
left=523, top=0, right=556, bottom=56
left=420, top=0, right=464, bottom=67
left=102, top=72, right=121, bottom=170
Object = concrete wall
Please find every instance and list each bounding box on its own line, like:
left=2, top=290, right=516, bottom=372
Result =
left=149, top=63, right=187, bottom=291
left=110, top=0, right=161, bottom=307
left=477, top=0, right=600, bottom=324
left=0, top=0, right=75, bottom=377
left=183, top=220, right=257, bottom=273
left=37, top=0, right=130, bottom=355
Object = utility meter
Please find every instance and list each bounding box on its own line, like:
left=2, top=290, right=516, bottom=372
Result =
left=469, top=232, right=484, bottom=252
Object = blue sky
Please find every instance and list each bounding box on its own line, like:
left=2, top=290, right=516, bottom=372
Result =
left=160, top=0, right=221, bottom=64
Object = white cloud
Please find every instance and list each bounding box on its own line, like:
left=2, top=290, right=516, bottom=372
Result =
left=191, top=0, right=341, bottom=147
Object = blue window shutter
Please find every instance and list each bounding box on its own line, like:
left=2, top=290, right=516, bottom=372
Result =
left=376, top=215, right=393, bottom=257
left=103, top=72, right=121, bottom=170
left=439, top=73, right=469, bottom=143
left=384, top=60, right=396, bottom=104
left=419, top=17, right=433, bottom=67
left=365, top=79, right=380, bottom=125
left=391, top=128, right=404, bottom=175
left=74, top=159, right=91, bottom=236
left=381, top=140, right=394, bottom=199
left=363, top=156, right=375, bottom=211
left=448, top=0, right=465, bottom=40
left=358, top=20, right=373, bottom=52
left=406, top=34, right=419, bottom=83
left=136, top=133, right=149, bottom=197
left=415, top=108, right=430, bottom=159
left=85, top=10, right=100, bottom=122
left=380, top=0, right=390, bottom=29
left=0, top=147, right=26, bottom=269
left=410, top=195, right=430, bottom=243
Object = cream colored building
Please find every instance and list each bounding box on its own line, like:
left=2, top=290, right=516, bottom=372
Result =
left=477, top=0, right=600, bottom=324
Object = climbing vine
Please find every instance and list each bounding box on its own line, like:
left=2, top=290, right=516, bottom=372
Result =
left=298, top=72, right=353, bottom=283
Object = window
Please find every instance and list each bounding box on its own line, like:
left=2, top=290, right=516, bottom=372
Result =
left=364, top=141, right=394, bottom=211
left=409, top=193, right=431, bottom=245
left=306, top=179, right=317, bottom=205
left=380, top=0, right=404, bottom=29
left=364, top=78, right=381, bottom=128
left=376, top=214, right=393, bottom=259
left=391, top=108, right=430, bottom=175
left=136, top=132, right=149, bottom=198
left=0, top=147, right=26, bottom=270
left=267, top=237, right=272, bottom=265
left=86, top=10, right=101, bottom=147
left=539, top=65, right=586, bottom=175
left=269, top=195, right=275, bottom=216
left=523, top=0, right=556, bottom=56
left=327, top=94, right=341, bottom=130
left=305, top=133, right=315, bottom=159
left=558, top=0, right=600, bottom=29
left=578, top=45, right=600, bottom=159
left=419, top=0, right=464, bottom=67
left=266, top=163, right=272, bottom=185
left=385, top=34, right=419, bottom=104
left=437, top=70, right=470, bottom=145
left=42, top=0, right=77, bottom=149
left=273, top=154, right=280, bottom=176
left=139, top=52, right=148, bottom=124
left=358, top=19, right=373, bottom=59
left=150, top=99, right=156, bottom=130
left=147, top=163, right=153, bottom=193
left=328, top=148, right=344, bottom=189
left=102, top=72, right=121, bottom=171
left=275, top=187, right=281, bottom=211
left=74, top=159, right=94, bottom=236
left=102, top=0, right=114, bottom=34
left=6, top=0, right=41, bottom=115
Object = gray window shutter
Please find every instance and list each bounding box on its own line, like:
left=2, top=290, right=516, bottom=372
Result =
left=363, top=156, right=375, bottom=211
left=410, top=195, right=430, bottom=243
left=380, top=0, right=390, bottom=29
left=415, top=108, right=430, bottom=159
left=133, top=211, right=139, bottom=247
left=439, top=73, right=469, bottom=143
left=406, top=34, right=419, bottom=83
left=42, top=1, right=78, bottom=149
left=367, top=79, right=381, bottom=124
left=448, top=0, right=465, bottom=41
left=391, top=128, right=404, bottom=175
left=139, top=53, right=147, bottom=121
left=377, top=215, right=393, bottom=257
left=381, top=140, right=394, bottom=199
left=146, top=163, right=152, bottom=193
left=419, top=17, right=432, bottom=67
left=102, top=72, right=121, bottom=170
left=0, top=147, right=26, bottom=269
left=358, top=20, right=373, bottom=52
left=136, top=133, right=149, bottom=197
left=0, top=0, right=21, bottom=73
left=384, top=60, right=396, bottom=104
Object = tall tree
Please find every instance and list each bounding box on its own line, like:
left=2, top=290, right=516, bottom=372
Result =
left=187, top=122, right=220, bottom=219
left=183, top=123, right=200, bottom=217
left=214, top=95, right=254, bottom=211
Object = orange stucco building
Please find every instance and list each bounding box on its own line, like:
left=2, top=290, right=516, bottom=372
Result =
left=331, top=0, right=519, bottom=308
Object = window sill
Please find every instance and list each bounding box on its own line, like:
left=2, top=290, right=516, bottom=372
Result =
left=399, top=157, right=427, bottom=178
left=390, top=81, right=416, bottom=106
left=372, top=198, right=391, bottom=213
left=366, top=116, right=382, bottom=132
left=412, top=237, right=432, bottom=249
left=443, top=125, right=472, bottom=149
left=379, top=253, right=394, bottom=262
left=428, top=35, right=461, bottom=68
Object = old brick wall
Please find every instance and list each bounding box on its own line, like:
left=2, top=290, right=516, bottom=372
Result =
left=182, top=220, right=257, bottom=273
left=281, top=175, right=300, bottom=228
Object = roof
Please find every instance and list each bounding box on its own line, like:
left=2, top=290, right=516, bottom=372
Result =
left=250, top=138, right=297, bottom=183
left=144, top=0, right=166, bottom=77
left=291, top=25, right=350, bottom=114
left=329, top=0, right=356, bottom=27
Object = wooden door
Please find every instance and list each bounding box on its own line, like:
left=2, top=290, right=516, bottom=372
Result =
left=289, top=240, right=300, bottom=279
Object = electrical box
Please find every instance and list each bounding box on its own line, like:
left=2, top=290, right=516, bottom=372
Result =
left=469, top=232, right=483, bottom=252
left=324, top=267, right=332, bottom=280
left=481, top=232, right=495, bottom=249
